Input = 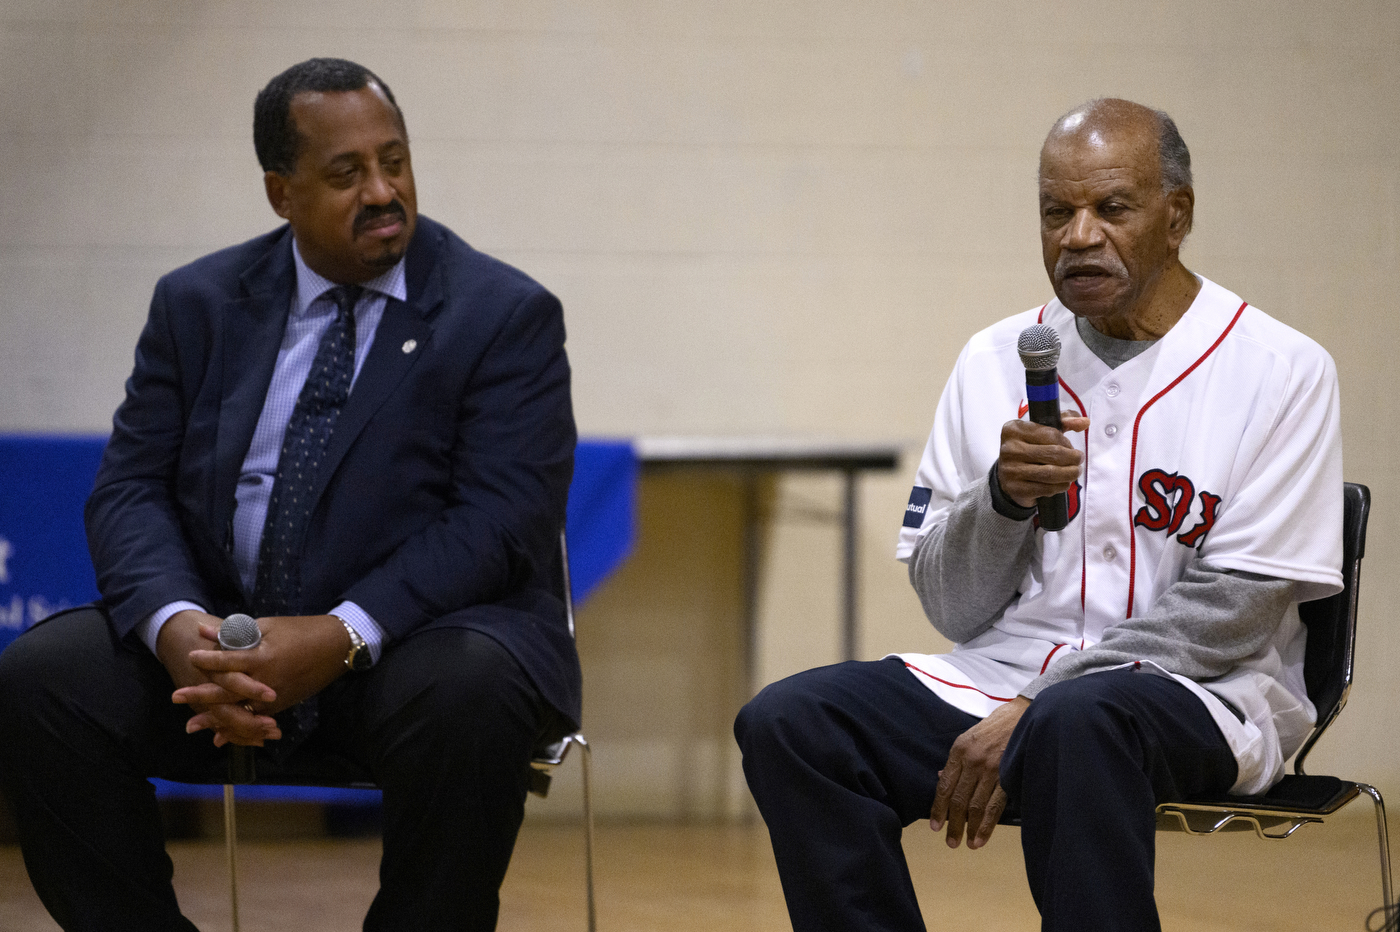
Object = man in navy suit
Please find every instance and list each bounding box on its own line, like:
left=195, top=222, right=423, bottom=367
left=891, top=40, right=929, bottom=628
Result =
left=0, top=58, right=577, bottom=931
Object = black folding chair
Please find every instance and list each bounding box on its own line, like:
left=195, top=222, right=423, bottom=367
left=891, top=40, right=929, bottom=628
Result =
left=219, top=531, right=595, bottom=932
left=1155, top=482, right=1392, bottom=912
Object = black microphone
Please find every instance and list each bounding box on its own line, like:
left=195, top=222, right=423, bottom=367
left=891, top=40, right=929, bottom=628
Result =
left=217, top=613, right=261, bottom=784
left=1017, top=324, right=1069, bottom=532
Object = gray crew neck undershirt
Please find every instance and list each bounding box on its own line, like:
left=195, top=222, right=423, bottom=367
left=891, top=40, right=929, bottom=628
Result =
left=1075, top=315, right=1157, bottom=369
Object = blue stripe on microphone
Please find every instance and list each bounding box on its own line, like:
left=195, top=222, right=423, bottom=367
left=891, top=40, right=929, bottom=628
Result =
left=1026, top=382, right=1059, bottom=402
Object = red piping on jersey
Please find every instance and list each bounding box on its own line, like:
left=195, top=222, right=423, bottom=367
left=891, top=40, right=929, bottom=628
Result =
left=1124, top=301, right=1248, bottom=618
left=1057, top=378, right=1089, bottom=611
left=903, top=662, right=1017, bottom=703
left=1040, top=643, right=1068, bottom=674
left=1032, top=304, right=1090, bottom=614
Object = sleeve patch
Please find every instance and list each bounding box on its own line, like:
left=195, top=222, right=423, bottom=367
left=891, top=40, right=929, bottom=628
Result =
left=903, top=486, right=933, bottom=528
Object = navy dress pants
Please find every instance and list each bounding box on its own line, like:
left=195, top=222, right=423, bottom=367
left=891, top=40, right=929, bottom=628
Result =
left=0, top=606, right=553, bottom=932
left=734, top=657, right=1238, bottom=932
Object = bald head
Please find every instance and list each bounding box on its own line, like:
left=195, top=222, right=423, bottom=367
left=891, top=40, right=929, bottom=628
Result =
left=1043, top=98, right=1192, bottom=195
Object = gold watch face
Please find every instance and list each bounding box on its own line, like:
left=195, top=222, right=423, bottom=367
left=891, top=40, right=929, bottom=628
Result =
left=348, top=639, right=371, bottom=672
left=341, top=621, right=371, bottom=671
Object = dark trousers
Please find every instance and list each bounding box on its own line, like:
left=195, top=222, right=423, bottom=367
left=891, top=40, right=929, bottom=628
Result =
left=0, top=606, right=553, bottom=932
left=734, top=657, right=1238, bottom=932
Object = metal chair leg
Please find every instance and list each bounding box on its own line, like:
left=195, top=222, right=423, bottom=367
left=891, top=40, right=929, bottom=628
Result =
left=1358, top=783, right=1394, bottom=911
left=223, top=784, right=242, bottom=932
left=578, top=734, right=596, bottom=932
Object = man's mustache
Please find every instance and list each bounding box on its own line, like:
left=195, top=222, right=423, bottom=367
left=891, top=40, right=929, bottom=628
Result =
left=1055, top=252, right=1128, bottom=280
left=354, top=200, right=408, bottom=236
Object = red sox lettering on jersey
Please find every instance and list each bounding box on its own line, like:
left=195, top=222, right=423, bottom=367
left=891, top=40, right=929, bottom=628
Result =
left=1132, top=468, right=1220, bottom=549
left=894, top=276, right=1343, bottom=795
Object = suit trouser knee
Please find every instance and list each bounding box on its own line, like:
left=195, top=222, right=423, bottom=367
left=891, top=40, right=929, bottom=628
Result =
left=0, top=606, right=209, bottom=932
left=317, top=627, right=550, bottom=932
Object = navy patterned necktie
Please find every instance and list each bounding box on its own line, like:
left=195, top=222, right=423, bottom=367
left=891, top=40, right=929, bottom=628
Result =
left=252, top=283, right=362, bottom=618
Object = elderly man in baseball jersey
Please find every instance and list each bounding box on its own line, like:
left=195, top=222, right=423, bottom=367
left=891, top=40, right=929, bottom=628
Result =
left=735, top=98, right=1342, bottom=931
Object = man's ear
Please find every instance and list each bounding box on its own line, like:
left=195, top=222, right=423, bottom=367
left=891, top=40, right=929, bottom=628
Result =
left=265, top=171, right=292, bottom=220
left=1167, top=185, right=1194, bottom=247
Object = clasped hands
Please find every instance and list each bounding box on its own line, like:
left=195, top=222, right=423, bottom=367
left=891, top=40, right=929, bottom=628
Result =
left=157, top=609, right=351, bottom=748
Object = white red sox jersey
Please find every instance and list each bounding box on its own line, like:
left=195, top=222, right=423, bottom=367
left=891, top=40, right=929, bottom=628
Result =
left=894, top=275, right=1343, bottom=794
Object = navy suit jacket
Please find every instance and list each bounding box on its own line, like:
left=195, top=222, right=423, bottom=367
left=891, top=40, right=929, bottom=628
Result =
left=85, top=215, right=581, bottom=726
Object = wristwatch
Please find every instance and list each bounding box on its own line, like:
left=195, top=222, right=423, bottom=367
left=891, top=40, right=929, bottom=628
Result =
left=337, top=617, right=372, bottom=672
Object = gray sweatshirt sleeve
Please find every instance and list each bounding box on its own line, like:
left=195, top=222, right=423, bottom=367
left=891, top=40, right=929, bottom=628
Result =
left=1020, top=562, right=1294, bottom=699
left=907, top=472, right=1037, bottom=643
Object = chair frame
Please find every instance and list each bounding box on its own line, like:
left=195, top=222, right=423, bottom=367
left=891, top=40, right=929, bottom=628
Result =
left=220, top=530, right=596, bottom=932
left=1155, top=482, right=1392, bottom=911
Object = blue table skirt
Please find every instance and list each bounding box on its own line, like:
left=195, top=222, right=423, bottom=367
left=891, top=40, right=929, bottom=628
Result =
left=0, top=434, right=637, bottom=802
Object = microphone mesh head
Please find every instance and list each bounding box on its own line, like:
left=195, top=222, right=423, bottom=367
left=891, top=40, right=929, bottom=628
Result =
left=1017, top=324, right=1062, bottom=370
left=218, top=613, right=261, bottom=650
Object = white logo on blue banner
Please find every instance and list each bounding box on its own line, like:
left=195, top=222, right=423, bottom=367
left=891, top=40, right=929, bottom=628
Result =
left=0, top=436, right=106, bottom=650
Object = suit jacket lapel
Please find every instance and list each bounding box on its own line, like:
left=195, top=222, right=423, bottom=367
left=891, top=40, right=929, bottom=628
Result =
left=212, top=232, right=295, bottom=538
left=310, top=225, right=445, bottom=509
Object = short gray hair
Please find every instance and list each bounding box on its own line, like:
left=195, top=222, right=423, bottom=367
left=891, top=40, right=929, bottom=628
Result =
left=1154, top=109, right=1192, bottom=194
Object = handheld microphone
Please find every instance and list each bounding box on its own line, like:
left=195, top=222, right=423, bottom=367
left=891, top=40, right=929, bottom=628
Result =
left=1017, top=324, right=1069, bottom=531
left=218, top=613, right=261, bottom=784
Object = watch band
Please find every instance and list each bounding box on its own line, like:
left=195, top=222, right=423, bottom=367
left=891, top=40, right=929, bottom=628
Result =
left=336, top=616, right=371, bottom=671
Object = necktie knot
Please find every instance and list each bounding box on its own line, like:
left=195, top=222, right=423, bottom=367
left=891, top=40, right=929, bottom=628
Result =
left=329, top=284, right=363, bottom=319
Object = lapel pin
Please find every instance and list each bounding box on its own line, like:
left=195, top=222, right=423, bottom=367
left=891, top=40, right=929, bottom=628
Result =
left=401, top=339, right=418, bottom=354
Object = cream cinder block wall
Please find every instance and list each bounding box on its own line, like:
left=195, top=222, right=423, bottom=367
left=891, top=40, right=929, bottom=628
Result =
left=2, top=1, right=1397, bottom=820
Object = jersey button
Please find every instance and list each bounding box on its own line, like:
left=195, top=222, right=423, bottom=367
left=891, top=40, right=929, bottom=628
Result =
left=1104, top=424, right=1119, bottom=437
left=1106, top=382, right=1121, bottom=397
left=1103, top=545, right=1117, bottom=561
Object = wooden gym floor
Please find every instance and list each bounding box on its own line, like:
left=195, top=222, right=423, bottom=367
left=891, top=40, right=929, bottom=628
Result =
left=1, top=811, right=1393, bottom=930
